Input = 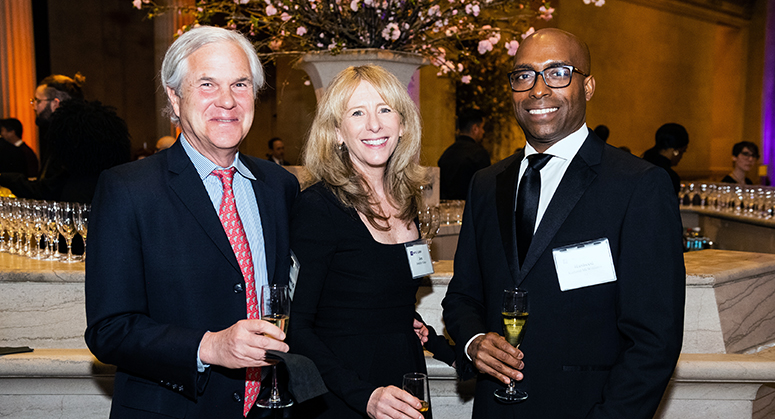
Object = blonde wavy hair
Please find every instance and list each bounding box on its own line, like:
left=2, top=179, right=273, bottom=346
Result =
left=302, top=65, right=426, bottom=231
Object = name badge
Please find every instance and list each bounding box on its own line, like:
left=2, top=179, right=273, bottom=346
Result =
left=289, top=251, right=300, bottom=299
left=405, top=240, right=434, bottom=279
left=552, top=238, right=617, bottom=291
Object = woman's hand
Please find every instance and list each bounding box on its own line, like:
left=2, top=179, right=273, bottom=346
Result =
left=413, top=319, right=429, bottom=344
left=366, top=386, right=424, bottom=419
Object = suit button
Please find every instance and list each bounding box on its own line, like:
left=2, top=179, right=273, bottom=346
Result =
left=232, top=392, right=242, bottom=402
left=233, top=283, right=244, bottom=293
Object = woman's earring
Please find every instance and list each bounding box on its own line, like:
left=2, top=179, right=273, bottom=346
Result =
left=338, top=142, right=345, bottom=151
left=673, top=150, right=680, bottom=156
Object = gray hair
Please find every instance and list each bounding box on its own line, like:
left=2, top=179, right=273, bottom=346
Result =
left=161, top=26, right=265, bottom=124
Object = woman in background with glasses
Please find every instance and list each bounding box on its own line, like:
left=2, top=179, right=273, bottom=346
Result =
left=721, top=141, right=760, bottom=185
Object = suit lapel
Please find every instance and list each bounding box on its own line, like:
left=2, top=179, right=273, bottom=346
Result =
left=518, top=132, right=603, bottom=284
left=495, top=152, right=524, bottom=284
left=165, top=141, right=241, bottom=273
left=240, top=156, right=278, bottom=284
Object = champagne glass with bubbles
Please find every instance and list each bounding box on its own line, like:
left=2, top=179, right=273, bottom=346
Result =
left=57, top=202, right=78, bottom=263
left=256, top=284, right=293, bottom=409
left=494, top=288, right=529, bottom=403
left=75, top=203, right=90, bottom=261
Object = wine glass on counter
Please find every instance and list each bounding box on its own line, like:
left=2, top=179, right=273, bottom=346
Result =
left=494, top=288, right=529, bottom=403
left=402, top=372, right=430, bottom=417
left=418, top=206, right=440, bottom=262
left=45, top=201, right=61, bottom=261
left=75, top=203, right=90, bottom=261
left=57, top=202, right=78, bottom=263
left=255, top=284, right=293, bottom=409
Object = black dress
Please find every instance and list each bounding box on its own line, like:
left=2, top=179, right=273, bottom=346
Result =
left=288, top=182, right=427, bottom=418
left=721, top=174, right=752, bottom=185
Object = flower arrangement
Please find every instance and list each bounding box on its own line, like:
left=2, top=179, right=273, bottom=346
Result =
left=133, top=0, right=604, bottom=81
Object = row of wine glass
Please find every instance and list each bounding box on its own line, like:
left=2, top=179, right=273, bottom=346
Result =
left=679, top=182, right=775, bottom=220
left=0, top=198, right=89, bottom=263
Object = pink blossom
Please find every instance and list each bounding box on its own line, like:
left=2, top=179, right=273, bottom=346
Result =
left=595, top=0, right=605, bottom=5
left=506, top=40, right=520, bottom=56
left=132, top=0, right=142, bottom=10
left=269, top=39, right=283, bottom=50
left=281, top=12, right=292, bottom=21
left=297, top=26, right=307, bottom=36
left=461, top=75, right=472, bottom=84
left=488, top=32, right=501, bottom=45
left=350, top=0, right=359, bottom=11
left=521, top=27, right=535, bottom=40
left=239, top=0, right=250, bottom=4
left=428, top=5, right=441, bottom=16
left=266, top=5, right=277, bottom=15
left=538, top=5, right=554, bottom=21
left=381, top=23, right=401, bottom=41
left=478, top=39, right=493, bottom=54
left=465, top=4, right=480, bottom=16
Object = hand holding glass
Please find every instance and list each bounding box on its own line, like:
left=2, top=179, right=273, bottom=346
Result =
left=494, top=288, right=528, bottom=403
left=402, top=372, right=430, bottom=416
left=255, top=284, right=293, bottom=409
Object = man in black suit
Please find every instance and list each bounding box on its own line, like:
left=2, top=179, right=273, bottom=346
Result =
left=442, top=28, right=685, bottom=418
left=437, top=108, right=490, bottom=200
left=85, top=26, right=299, bottom=418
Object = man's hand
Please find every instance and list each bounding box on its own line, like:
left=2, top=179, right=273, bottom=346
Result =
left=468, top=332, right=524, bottom=385
left=366, top=386, right=424, bottom=419
left=199, top=319, right=289, bottom=369
left=413, top=319, right=429, bottom=344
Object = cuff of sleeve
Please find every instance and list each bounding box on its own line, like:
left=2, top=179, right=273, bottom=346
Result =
left=463, top=333, right=485, bottom=362
left=197, top=336, right=210, bottom=373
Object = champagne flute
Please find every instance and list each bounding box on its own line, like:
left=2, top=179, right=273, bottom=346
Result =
left=402, top=372, right=430, bottom=417
left=57, top=202, right=78, bottom=263
left=75, top=203, right=90, bottom=261
left=418, top=206, right=441, bottom=262
left=255, top=284, right=293, bottom=409
left=494, top=288, right=529, bottom=403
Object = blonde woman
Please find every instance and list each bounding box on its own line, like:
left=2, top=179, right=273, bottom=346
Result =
left=289, top=65, right=430, bottom=419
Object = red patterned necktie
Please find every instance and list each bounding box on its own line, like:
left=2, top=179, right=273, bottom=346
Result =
left=212, top=167, right=260, bottom=417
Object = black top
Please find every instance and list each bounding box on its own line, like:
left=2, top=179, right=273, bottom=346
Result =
left=288, top=182, right=427, bottom=419
left=642, top=150, right=681, bottom=194
left=721, top=174, right=752, bottom=185
left=438, top=135, right=490, bottom=200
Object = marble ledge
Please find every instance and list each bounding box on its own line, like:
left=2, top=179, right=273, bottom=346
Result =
left=684, top=250, right=775, bottom=287
left=0, top=253, right=84, bottom=283
left=674, top=347, right=775, bottom=382
left=681, top=207, right=775, bottom=230
left=0, top=349, right=114, bottom=377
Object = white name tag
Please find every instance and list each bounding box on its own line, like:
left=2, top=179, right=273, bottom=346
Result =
left=552, top=238, right=617, bottom=291
left=405, top=240, right=434, bottom=279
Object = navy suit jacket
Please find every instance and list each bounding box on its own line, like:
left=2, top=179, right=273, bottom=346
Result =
left=443, top=132, right=685, bottom=418
left=85, top=140, right=299, bottom=418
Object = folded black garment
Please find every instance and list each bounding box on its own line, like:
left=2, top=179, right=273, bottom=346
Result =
left=265, top=350, right=328, bottom=404
left=0, top=346, right=33, bottom=356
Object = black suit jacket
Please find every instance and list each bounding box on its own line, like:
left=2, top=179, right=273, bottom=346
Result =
left=442, top=132, right=685, bottom=418
left=84, top=140, right=299, bottom=418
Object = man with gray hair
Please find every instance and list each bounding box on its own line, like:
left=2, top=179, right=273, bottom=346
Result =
left=85, top=26, right=299, bottom=418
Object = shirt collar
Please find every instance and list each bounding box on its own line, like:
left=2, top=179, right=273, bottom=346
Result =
left=523, top=123, right=588, bottom=162
left=180, top=134, right=255, bottom=181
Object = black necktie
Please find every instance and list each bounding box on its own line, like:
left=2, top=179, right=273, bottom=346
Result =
left=516, top=153, right=552, bottom=267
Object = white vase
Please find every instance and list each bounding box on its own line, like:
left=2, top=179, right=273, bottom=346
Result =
left=295, top=48, right=429, bottom=102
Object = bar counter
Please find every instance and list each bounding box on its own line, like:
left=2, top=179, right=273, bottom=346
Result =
left=4, top=250, right=775, bottom=418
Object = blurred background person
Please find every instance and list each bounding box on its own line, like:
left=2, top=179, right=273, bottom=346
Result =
left=642, top=123, right=689, bottom=194
left=438, top=108, right=490, bottom=200
left=0, top=118, right=38, bottom=177
left=155, top=135, right=176, bottom=152
left=721, top=141, right=759, bottom=185
left=289, top=65, right=433, bottom=419
left=0, top=100, right=131, bottom=203
left=593, top=124, right=610, bottom=143
left=32, top=73, right=85, bottom=166
left=267, top=136, right=290, bottom=165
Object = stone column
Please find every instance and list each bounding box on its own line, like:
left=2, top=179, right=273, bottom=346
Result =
left=0, top=0, right=39, bottom=154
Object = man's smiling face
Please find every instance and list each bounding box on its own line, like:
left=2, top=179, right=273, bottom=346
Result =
left=511, top=29, right=595, bottom=152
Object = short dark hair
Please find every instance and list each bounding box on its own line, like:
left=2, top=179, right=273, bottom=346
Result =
left=732, top=141, right=759, bottom=158
left=457, top=108, right=485, bottom=134
left=268, top=137, right=283, bottom=150
left=655, top=123, right=689, bottom=150
left=0, top=118, right=23, bottom=138
left=39, top=73, right=85, bottom=102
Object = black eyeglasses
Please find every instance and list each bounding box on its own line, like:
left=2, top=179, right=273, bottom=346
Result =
left=30, top=97, right=53, bottom=106
left=507, top=65, right=589, bottom=92
left=739, top=151, right=760, bottom=159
